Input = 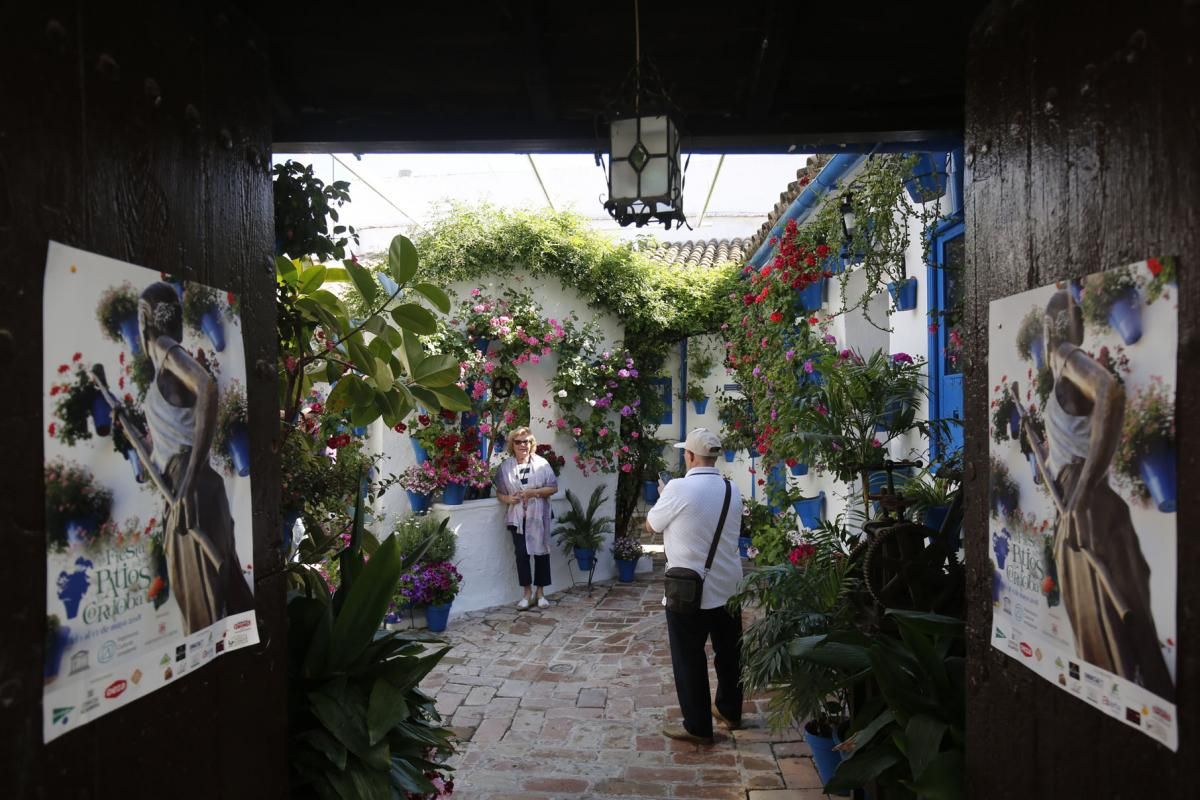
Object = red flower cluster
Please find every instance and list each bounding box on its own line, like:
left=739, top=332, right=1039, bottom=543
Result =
left=326, top=433, right=353, bottom=449
left=392, top=422, right=407, bottom=433
left=788, top=542, right=816, bottom=565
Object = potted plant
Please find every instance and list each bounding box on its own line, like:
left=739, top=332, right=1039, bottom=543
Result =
left=642, top=448, right=668, bottom=505
left=182, top=283, right=226, bottom=352
left=792, top=491, right=826, bottom=529
left=685, top=342, right=716, bottom=414
left=887, top=276, right=918, bottom=312
left=902, top=468, right=961, bottom=545
left=392, top=513, right=455, bottom=563
left=48, top=357, right=104, bottom=444
left=990, top=388, right=1019, bottom=444
left=398, top=462, right=440, bottom=513
left=1114, top=379, right=1176, bottom=513
left=612, top=536, right=644, bottom=582
left=214, top=381, right=250, bottom=477
left=96, top=283, right=142, bottom=354
left=397, top=560, right=463, bottom=632
left=44, top=459, right=114, bottom=550
left=989, top=456, right=1019, bottom=518
left=553, top=486, right=614, bottom=571
left=717, top=394, right=755, bottom=461
left=903, top=152, right=949, bottom=202
left=1015, top=306, right=1045, bottom=369
left=1081, top=266, right=1142, bottom=345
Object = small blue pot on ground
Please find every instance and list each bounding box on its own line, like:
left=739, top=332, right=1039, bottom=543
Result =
left=792, top=492, right=826, bottom=528
left=90, top=392, right=112, bottom=437
left=888, top=278, right=919, bottom=311
left=723, top=449, right=736, bottom=463
left=1108, top=287, right=1143, bottom=345
left=738, top=536, right=752, bottom=559
left=441, top=483, right=466, bottom=505
left=199, top=306, right=226, bottom=352
left=803, top=721, right=846, bottom=792
left=1138, top=438, right=1177, bottom=513
left=643, top=480, right=659, bottom=505
left=691, top=396, right=709, bottom=415
left=407, top=490, right=432, bottom=513
left=426, top=602, right=452, bottom=633
left=574, top=547, right=595, bottom=571
left=228, top=422, right=251, bottom=477
left=118, top=314, right=142, bottom=355
left=615, top=559, right=637, bottom=582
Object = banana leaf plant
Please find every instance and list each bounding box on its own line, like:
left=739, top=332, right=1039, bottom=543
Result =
left=288, top=476, right=453, bottom=799
left=788, top=609, right=965, bottom=799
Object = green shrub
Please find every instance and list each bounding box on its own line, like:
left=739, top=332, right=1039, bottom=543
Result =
left=392, top=514, right=456, bottom=563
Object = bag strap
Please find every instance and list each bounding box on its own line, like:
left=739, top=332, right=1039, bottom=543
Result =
left=703, top=479, right=732, bottom=576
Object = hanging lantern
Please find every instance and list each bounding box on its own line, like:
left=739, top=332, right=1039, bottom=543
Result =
left=603, top=114, right=686, bottom=229
left=840, top=194, right=857, bottom=241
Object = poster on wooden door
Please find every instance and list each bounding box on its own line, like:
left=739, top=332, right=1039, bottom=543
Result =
left=42, top=242, right=258, bottom=742
left=987, top=257, right=1178, bottom=749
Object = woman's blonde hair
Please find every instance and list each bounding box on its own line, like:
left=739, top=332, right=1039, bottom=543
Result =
left=506, top=426, right=537, bottom=458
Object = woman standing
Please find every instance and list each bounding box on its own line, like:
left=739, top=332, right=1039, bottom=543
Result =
left=1025, top=289, right=1173, bottom=699
left=133, top=282, right=254, bottom=634
left=494, top=427, right=557, bottom=609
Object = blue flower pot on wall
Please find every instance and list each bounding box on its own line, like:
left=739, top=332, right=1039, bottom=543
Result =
left=723, top=449, right=737, bottom=463
left=1108, top=287, right=1143, bottom=345
left=904, top=152, right=949, bottom=203
left=412, top=438, right=429, bottom=464
left=616, top=559, right=637, bottom=582
left=441, top=484, right=466, bottom=505
left=643, top=480, right=659, bottom=504
left=426, top=602, right=452, bottom=633
left=691, top=396, right=709, bottom=415
left=796, top=278, right=825, bottom=312
left=199, top=306, right=226, bottom=352
left=90, top=392, right=112, bottom=437
left=228, top=422, right=251, bottom=477
left=118, top=315, right=142, bottom=355
left=789, top=462, right=808, bottom=477
left=407, top=490, right=432, bottom=513
left=574, top=547, right=595, bottom=571
left=888, top=278, right=918, bottom=311
left=792, top=492, right=825, bottom=528
left=1138, top=439, right=1177, bottom=513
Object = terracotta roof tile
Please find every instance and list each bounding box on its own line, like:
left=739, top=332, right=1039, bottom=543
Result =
left=742, top=155, right=833, bottom=261
left=644, top=237, right=750, bottom=268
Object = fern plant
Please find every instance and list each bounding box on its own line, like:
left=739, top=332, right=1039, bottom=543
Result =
left=552, top=486, right=614, bottom=554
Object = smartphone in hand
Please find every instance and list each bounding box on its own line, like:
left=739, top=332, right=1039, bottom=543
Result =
left=659, top=471, right=673, bottom=487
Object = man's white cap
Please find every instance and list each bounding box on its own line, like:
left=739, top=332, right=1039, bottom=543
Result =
left=673, top=427, right=723, bottom=457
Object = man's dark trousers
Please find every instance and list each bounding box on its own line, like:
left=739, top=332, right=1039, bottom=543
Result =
left=665, top=605, right=744, bottom=737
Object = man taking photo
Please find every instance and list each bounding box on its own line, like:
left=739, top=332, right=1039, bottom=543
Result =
left=645, top=428, right=745, bottom=744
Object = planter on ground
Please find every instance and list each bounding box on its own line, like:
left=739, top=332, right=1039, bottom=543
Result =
left=615, top=559, right=637, bottom=582
left=407, top=490, right=432, bottom=513
left=803, top=720, right=846, bottom=791
left=425, top=602, right=452, bottom=633
left=642, top=480, right=659, bottom=505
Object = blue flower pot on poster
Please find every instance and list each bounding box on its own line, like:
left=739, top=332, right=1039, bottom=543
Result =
left=407, top=490, right=432, bottom=513
left=789, top=462, right=809, bottom=477
left=1027, top=452, right=1043, bottom=485
left=228, top=422, right=251, bottom=477
left=441, top=483, right=466, bottom=506
left=412, top=438, right=429, bottom=464
left=616, top=559, right=637, bottom=582
left=723, top=448, right=736, bottom=463
left=118, top=314, right=142, bottom=355
left=643, top=480, right=659, bottom=505
left=793, top=492, right=825, bottom=528
left=904, top=152, right=949, bottom=203
left=199, top=306, right=226, bottom=352
left=124, top=448, right=146, bottom=483
left=796, top=278, right=825, bottom=312
left=282, top=511, right=301, bottom=550
left=738, top=536, right=752, bottom=558
left=691, top=396, right=709, bottom=415
left=992, top=530, right=1011, bottom=569
left=44, top=624, right=71, bottom=680
left=1108, top=287, right=1143, bottom=345
left=574, top=547, right=596, bottom=571
left=803, top=721, right=844, bottom=789
left=1068, top=278, right=1084, bottom=305
left=90, top=392, right=112, bottom=437
left=65, top=515, right=98, bottom=549
left=1031, top=336, right=1045, bottom=371
left=888, top=278, right=918, bottom=311
left=1138, top=439, right=1177, bottom=513
left=426, top=602, right=452, bottom=633
left=1008, top=406, right=1021, bottom=439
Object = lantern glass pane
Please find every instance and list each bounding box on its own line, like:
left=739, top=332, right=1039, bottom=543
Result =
left=640, top=115, right=668, bottom=154
left=611, top=160, right=639, bottom=200
left=611, top=118, right=639, bottom=159
left=641, top=157, right=669, bottom=197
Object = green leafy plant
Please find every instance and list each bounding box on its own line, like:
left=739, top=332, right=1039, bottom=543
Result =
left=742, top=498, right=799, bottom=567
left=989, top=456, right=1019, bottom=518
left=392, top=514, right=456, bottom=563
left=990, top=387, right=1017, bottom=445
left=273, top=160, right=359, bottom=262
left=684, top=339, right=717, bottom=403
left=1142, top=256, right=1177, bottom=305
left=47, top=357, right=97, bottom=446
left=1015, top=306, right=1042, bottom=362
left=182, top=283, right=219, bottom=335
left=95, top=283, right=139, bottom=343
left=1114, top=379, right=1175, bottom=503
left=612, top=536, right=644, bottom=561
left=716, top=394, right=756, bottom=452
left=1080, top=266, right=1138, bottom=332
left=44, top=458, right=114, bottom=550
left=552, top=486, right=614, bottom=554
left=286, top=488, right=455, bottom=798
left=213, top=381, right=248, bottom=475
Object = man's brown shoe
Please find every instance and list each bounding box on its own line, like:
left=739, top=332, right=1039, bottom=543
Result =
left=662, top=724, right=714, bottom=745
left=711, top=704, right=742, bottom=731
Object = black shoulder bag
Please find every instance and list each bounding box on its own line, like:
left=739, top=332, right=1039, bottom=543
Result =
left=663, top=479, right=732, bottom=614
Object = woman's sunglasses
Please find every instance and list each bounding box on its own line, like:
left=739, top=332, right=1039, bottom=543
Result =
left=513, top=439, right=534, bottom=445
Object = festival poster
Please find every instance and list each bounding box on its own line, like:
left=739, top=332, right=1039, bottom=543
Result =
left=42, top=243, right=258, bottom=742
left=987, top=257, right=1178, bottom=750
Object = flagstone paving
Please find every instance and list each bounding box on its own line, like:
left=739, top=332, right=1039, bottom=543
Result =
left=420, top=565, right=834, bottom=799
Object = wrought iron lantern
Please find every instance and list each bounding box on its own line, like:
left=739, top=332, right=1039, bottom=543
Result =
left=840, top=193, right=857, bottom=241
left=603, top=114, right=686, bottom=229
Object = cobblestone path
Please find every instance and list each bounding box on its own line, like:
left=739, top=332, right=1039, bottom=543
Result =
left=420, top=566, right=833, bottom=800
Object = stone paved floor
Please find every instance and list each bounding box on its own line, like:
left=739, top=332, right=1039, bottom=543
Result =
left=420, top=565, right=834, bottom=800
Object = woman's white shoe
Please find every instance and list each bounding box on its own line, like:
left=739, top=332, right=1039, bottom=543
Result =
left=516, top=597, right=530, bottom=610
left=537, top=596, right=550, bottom=609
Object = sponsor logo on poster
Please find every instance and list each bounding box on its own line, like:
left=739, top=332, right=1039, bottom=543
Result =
left=104, top=680, right=127, bottom=699
left=1125, top=707, right=1142, bottom=726
left=1019, top=642, right=1033, bottom=658
left=163, top=666, right=173, bottom=680
left=994, top=627, right=1006, bottom=639
left=175, top=644, right=186, bottom=662
left=1152, top=705, right=1173, bottom=723
left=130, top=669, right=143, bottom=685
left=1069, top=662, right=1080, bottom=680
left=1034, top=647, right=1043, bottom=662
left=98, top=640, right=116, bottom=664
left=1084, top=672, right=1103, bottom=687
left=52, top=707, right=74, bottom=725
left=69, top=650, right=90, bottom=675
left=234, top=619, right=252, bottom=631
